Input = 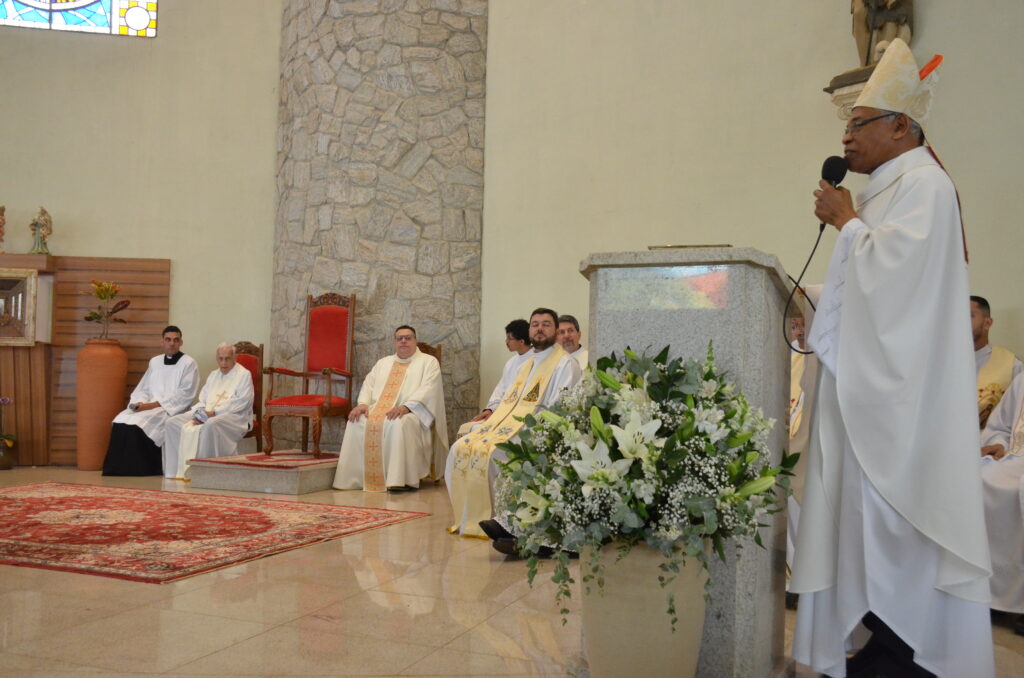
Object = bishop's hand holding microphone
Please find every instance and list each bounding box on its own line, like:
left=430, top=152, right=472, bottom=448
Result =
left=814, top=155, right=854, bottom=230
left=784, top=155, right=851, bottom=355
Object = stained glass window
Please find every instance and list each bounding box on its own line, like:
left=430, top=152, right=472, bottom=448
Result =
left=0, top=0, right=157, bottom=37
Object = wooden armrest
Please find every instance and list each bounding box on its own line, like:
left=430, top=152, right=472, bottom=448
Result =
left=265, top=367, right=309, bottom=378
left=321, top=367, right=351, bottom=377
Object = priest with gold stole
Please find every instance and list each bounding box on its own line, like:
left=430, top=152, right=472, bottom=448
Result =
left=979, top=371, right=1024, bottom=634
left=446, top=307, right=581, bottom=538
left=162, top=342, right=254, bottom=480
left=333, top=325, right=447, bottom=492
left=792, top=40, right=994, bottom=678
left=972, top=295, right=1022, bottom=428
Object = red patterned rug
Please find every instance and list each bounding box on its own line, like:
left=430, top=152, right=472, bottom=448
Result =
left=0, top=482, right=427, bottom=583
left=190, top=452, right=339, bottom=470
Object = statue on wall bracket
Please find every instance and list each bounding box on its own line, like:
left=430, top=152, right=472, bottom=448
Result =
left=825, top=0, right=914, bottom=119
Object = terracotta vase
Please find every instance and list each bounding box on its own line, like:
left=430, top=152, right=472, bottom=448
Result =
left=581, top=543, right=708, bottom=678
left=76, top=338, right=128, bottom=471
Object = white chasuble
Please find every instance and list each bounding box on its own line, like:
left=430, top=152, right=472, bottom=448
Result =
left=980, top=372, right=1024, bottom=612
left=162, top=363, right=253, bottom=480
left=445, top=344, right=581, bottom=537
left=333, top=350, right=447, bottom=491
left=112, top=354, right=199, bottom=447
left=796, top=146, right=993, bottom=678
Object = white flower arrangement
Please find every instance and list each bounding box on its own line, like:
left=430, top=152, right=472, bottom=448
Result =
left=495, top=344, right=797, bottom=627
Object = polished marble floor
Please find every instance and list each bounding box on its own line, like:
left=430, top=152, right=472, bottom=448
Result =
left=0, top=466, right=1022, bottom=677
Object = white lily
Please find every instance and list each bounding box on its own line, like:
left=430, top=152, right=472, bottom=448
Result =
left=570, top=439, right=633, bottom=497
left=609, top=411, right=664, bottom=460
left=515, top=489, right=551, bottom=525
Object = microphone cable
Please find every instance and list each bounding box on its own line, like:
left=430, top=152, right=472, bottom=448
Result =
left=783, top=224, right=826, bottom=356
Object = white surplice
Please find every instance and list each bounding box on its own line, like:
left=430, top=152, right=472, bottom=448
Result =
left=444, top=344, right=581, bottom=524
left=162, top=363, right=254, bottom=479
left=980, top=371, right=1024, bottom=612
left=569, top=346, right=588, bottom=370
left=333, top=349, right=448, bottom=490
left=796, top=146, right=994, bottom=678
left=111, top=353, right=199, bottom=447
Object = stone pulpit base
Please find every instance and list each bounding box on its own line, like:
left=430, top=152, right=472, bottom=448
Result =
left=581, top=247, right=794, bottom=678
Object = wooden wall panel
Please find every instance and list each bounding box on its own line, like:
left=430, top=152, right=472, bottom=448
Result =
left=0, top=344, right=50, bottom=465
left=48, top=257, right=170, bottom=466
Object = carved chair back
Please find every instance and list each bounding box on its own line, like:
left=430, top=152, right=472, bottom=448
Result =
left=234, top=341, right=264, bottom=452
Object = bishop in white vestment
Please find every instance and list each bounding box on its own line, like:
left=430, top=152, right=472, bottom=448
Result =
left=792, top=40, right=994, bottom=678
left=979, top=372, right=1024, bottom=615
left=163, top=343, right=254, bottom=479
left=333, top=326, right=448, bottom=491
left=103, top=327, right=199, bottom=476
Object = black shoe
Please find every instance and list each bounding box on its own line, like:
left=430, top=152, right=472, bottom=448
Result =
left=1014, top=614, right=1024, bottom=636
left=845, top=636, right=884, bottom=678
left=478, top=519, right=513, bottom=541
left=493, top=537, right=521, bottom=558
left=387, top=486, right=411, bottom=492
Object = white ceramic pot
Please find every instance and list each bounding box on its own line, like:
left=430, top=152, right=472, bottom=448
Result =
left=581, top=542, right=707, bottom=678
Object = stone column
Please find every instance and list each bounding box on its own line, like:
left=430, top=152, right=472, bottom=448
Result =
left=272, top=0, right=486, bottom=447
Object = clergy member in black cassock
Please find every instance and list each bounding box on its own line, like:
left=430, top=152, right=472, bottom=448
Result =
left=102, top=326, right=199, bottom=476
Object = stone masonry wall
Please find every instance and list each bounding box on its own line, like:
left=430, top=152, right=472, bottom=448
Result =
left=272, top=0, right=485, bottom=447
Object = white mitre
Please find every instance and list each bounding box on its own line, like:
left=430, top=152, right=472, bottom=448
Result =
left=853, top=38, right=942, bottom=134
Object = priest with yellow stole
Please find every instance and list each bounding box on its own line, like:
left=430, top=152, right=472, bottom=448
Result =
left=333, top=325, right=447, bottom=492
left=979, top=370, right=1024, bottom=634
left=792, top=40, right=994, bottom=678
left=446, top=307, right=581, bottom=537
left=972, top=295, right=1022, bottom=428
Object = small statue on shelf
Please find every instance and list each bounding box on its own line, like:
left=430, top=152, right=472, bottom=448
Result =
left=28, top=206, right=52, bottom=255
left=0, top=205, right=6, bottom=254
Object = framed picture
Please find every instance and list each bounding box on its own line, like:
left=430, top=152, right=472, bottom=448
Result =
left=0, top=268, right=38, bottom=346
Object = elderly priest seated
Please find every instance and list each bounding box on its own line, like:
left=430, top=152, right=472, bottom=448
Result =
left=333, top=325, right=448, bottom=492
left=162, top=342, right=255, bottom=480
left=103, top=325, right=199, bottom=476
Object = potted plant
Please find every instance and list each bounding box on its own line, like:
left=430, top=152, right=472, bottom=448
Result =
left=76, top=280, right=131, bottom=470
left=495, top=344, right=796, bottom=678
left=0, top=396, right=14, bottom=470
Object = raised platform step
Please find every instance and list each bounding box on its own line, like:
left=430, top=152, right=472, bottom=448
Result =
left=187, top=451, right=338, bottom=495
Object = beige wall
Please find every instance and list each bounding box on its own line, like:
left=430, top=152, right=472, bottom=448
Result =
left=480, top=0, right=1024, bottom=403
left=0, top=1, right=283, bottom=378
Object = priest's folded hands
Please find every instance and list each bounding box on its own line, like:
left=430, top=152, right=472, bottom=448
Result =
left=981, top=443, right=1006, bottom=460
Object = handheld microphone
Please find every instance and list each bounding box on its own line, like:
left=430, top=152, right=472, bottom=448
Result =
left=819, top=156, right=848, bottom=231
left=785, top=156, right=850, bottom=356
left=821, top=155, right=848, bottom=188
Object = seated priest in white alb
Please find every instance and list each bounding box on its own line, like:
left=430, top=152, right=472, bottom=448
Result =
left=557, top=314, right=588, bottom=369
left=458, top=318, right=532, bottom=437
left=333, top=325, right=448, bottom=492
left=979, top=371, right=1024, bottom=634
left=972, top=295, right=1023, bottom=429
left=446, top=307, right=581, bottom=538
left=103, top=325, right=199, bottom=476
left=162, top=342, right=254, bottom=480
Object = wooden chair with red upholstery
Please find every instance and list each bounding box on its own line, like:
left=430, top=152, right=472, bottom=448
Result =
left=263, top=293, right=355, bottom=457
left=233, top=341, right=264, bottom=453
left=417, top=341, right=442, bottom=364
